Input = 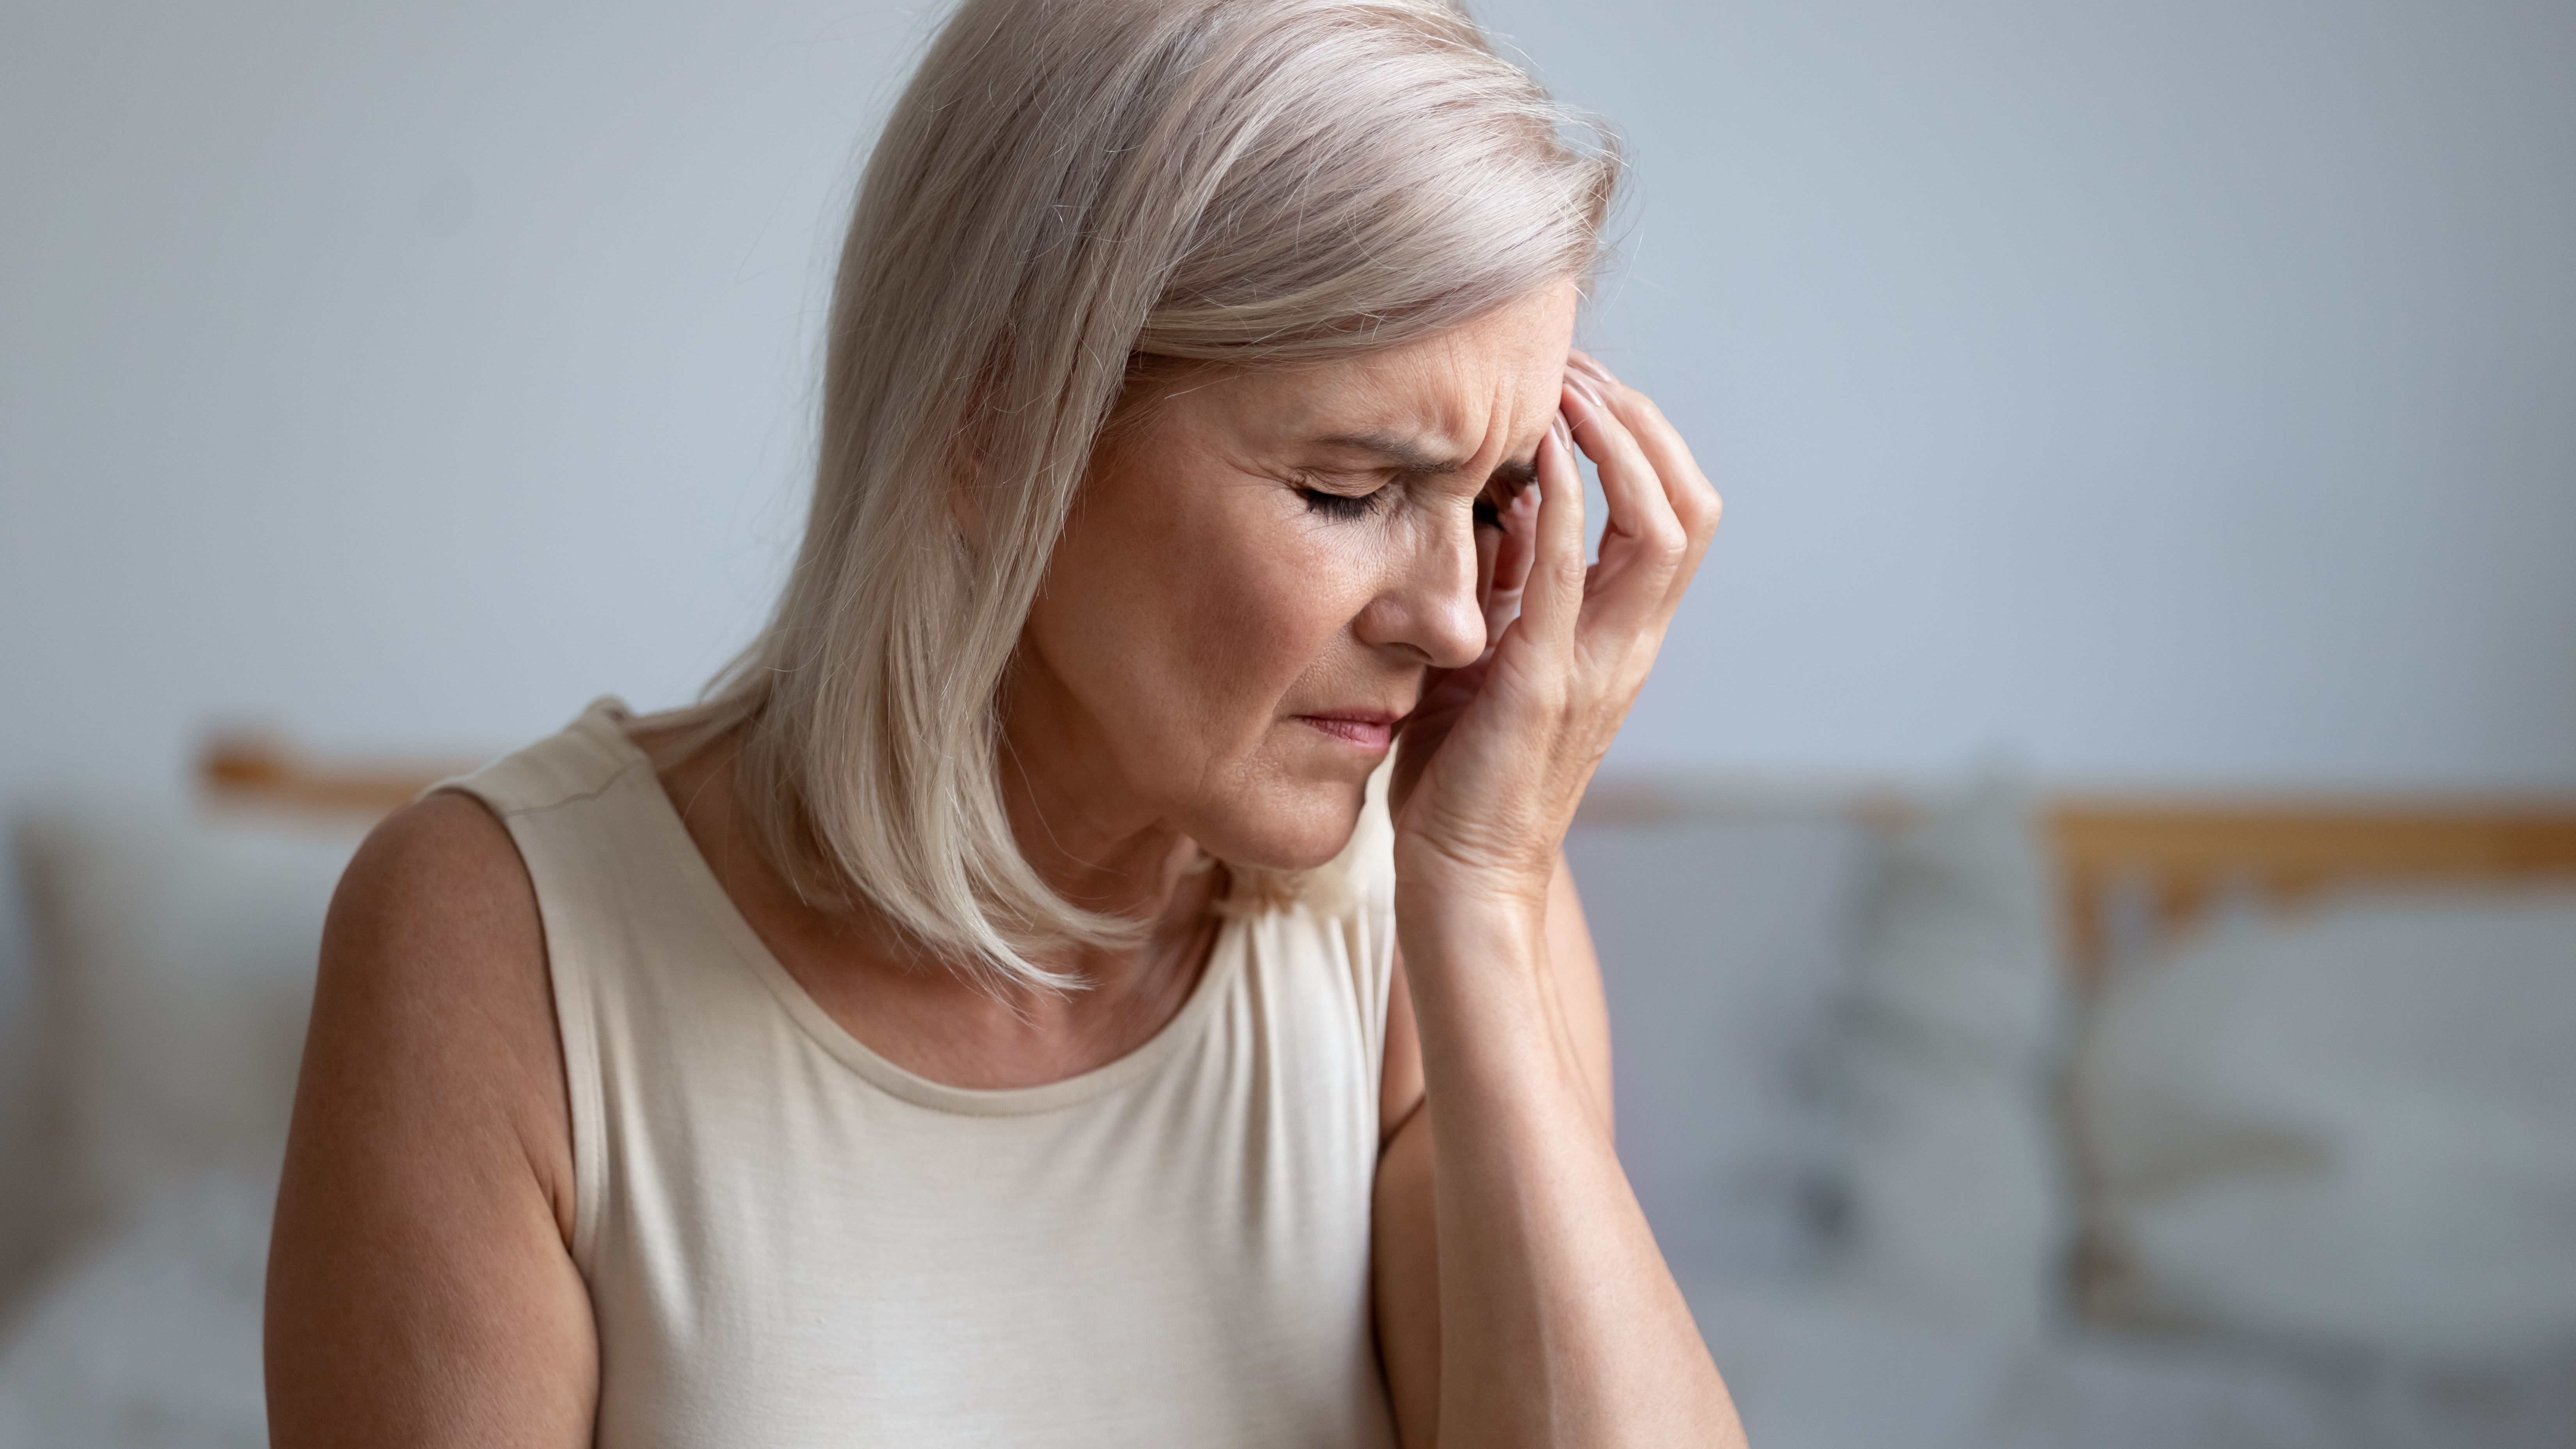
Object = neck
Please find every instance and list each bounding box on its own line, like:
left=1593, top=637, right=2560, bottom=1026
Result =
left=657, top=719, right=1215, bottom=1015
left=647, top=720, right=1221, bottom=1089
left=993, top=754, right=1217, bottom=1002
left=992, top=655, right=1213, bottom=963
left=1000, top=756, right=1202, bottom=924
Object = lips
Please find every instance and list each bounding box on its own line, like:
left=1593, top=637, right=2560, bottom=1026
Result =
left=1295, top=711, right=1398, bottom=751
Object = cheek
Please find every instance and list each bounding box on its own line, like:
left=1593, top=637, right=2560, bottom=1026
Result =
left=1035, top=479, right=1372, bottom=754
left=1166, top=511, right=1376, bottom=729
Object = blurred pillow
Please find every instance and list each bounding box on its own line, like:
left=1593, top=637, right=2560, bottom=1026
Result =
left=1567, top=807, right=1876, bottom=1287
left=2072, top=890, right=2576, bottom=1367
left=13, top=800, right=365, bottom=1262
left=1828, top=772, right=2070, bottom=1330
left=0, top=1168, right=272, bottom=1449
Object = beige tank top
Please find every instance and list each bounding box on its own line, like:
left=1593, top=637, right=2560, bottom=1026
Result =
left=445, top=701, right=1404, bottom=1447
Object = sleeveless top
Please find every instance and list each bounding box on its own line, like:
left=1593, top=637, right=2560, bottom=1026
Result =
left=442, top=700, right=1404, bottom=1448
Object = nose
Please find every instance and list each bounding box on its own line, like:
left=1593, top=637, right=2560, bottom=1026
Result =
left=1350, top=511, right=1488, bottom=671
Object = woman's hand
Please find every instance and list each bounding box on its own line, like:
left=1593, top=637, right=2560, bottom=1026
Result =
left=1388, top=352, right=1722, bottom=907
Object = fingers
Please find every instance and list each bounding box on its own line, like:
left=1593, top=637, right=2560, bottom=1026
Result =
left=1559, top=371, right=1687, bottom=636
left=1569, top=351, right=1723, bottom=557
left=1510, top=415, right=1588, bottom=660
left=1561, top=372, right=1681, bottom=562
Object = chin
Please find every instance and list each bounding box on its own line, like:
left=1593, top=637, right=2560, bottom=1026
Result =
left=1191, top=769, right=1371, bottom=872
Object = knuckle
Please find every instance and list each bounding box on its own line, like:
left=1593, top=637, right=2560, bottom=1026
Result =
left=1611, top=390, right=1667, bottom=433
left=1551, top=676, right=1586, bottom=723
left=1517, top=669, right=1572, bottom=719
left=1679, top=487, right=1723, bottom=537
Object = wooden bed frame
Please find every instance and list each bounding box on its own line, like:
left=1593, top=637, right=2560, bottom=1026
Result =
left=200, top=734, right=465, bottom=817
left=205, top=736, right=2576, bottom=983
left=1566, top=776, right=2576, bottom=980
left=2049, top=797, right=2576, bottom=980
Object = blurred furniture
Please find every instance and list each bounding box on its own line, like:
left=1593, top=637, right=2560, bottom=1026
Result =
left=1570, top=773, right=2576, bottom=1448
left=2048, top=797, right=2576, bottom=978
left=197, top=734, right=461, bottom=818
left=1579, top=778, right=2576, bottom=980
left=2, top=734, right=476, bottom=1449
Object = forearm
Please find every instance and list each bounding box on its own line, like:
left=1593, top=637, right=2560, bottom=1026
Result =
left=1398, top=891, right=1743, bottom=1449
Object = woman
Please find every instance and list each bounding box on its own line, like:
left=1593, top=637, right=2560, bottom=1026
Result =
left=265, top=0, right=1740, bottom=1443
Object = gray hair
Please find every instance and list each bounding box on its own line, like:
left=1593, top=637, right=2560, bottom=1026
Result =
left=668, top=0, right=1618, bottom=993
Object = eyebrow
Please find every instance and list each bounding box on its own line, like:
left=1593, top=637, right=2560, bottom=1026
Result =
left=1314, top=431, right=1539, bottom=491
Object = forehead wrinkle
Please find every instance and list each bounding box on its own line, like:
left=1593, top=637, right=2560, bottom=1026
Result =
left=1305, top=353, right=1548, bottom=480
left=1259, top=287, right=1570, bottom=486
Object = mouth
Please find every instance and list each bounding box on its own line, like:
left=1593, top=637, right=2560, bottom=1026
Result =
left=1293, top=710, right=1399, bottom=752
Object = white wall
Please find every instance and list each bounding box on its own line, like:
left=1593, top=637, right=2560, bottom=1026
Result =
left=5, top=0, right=2573, bottom=1264
left=8, top=0, right=2572, bottom=806
left=3, top=0, right=920, bottom=786
left=1477, top=0, right=2576, bottom=788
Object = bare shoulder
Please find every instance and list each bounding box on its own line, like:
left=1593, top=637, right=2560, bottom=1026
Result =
left=298, top=788, right=569, bottom=1228
left=267, top=791, right=595, bottom=1447
left=335, top=791, right=540, bottom=961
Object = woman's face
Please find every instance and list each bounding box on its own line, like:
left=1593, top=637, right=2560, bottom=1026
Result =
left=1008, top=280, right=1580, bottom=871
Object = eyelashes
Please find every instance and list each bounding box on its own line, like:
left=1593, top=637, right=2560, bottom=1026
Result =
left=1294, top=477, right=1507, bottom=530
left=1296, top=483, right=1387, bottom=522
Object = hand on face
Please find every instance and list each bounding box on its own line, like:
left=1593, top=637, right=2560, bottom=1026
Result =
left=1388, top=352, right=1722, bottom=908
left=1012, top=283, right=1711, bottom=895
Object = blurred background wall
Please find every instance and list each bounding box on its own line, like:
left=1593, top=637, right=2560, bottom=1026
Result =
left=4, top=0, right=2573, bottom=1255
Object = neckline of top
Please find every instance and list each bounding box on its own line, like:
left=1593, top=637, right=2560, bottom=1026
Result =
left=567, top=697, right=1246, bottom=1118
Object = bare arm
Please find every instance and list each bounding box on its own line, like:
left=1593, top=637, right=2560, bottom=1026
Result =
left=265, top=794, right=597, bottom=1447
left=1370, top=356, right=1743, bottom=1447
left=1373, top=852, right=1627, bottom=1445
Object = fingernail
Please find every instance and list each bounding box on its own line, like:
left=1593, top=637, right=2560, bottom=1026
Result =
left=1551, top=415, right=1574, bottom=456
left=1564, top=372, right=1608, bottom=415
left=1568, top=352, right=1618, bottom=387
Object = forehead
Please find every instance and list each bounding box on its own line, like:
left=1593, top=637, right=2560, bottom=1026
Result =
left=1179, top=281, right=1578, bottom=468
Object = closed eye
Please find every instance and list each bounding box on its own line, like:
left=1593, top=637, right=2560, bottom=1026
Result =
left=1295, top=480, right=1390, bottom=522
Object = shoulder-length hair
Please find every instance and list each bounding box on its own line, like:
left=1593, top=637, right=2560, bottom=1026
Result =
left=665, top=0, right=1618, bottom=993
